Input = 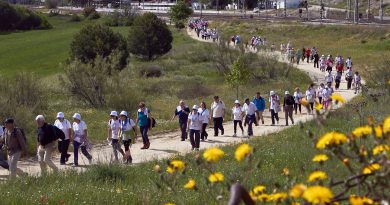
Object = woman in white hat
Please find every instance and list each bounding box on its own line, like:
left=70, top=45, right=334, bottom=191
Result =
left=319, top=55, right=326, bottom=72
left=187, top=105, right=204, bottom=151
left=198, top=102, right=210, bottom=141
left=269, top=91, right=280, bottom=125
left=54, top=112, right=72, bottom=165
left=119, top=111, right=137, bottom=164
left=71, top=113, right=92, bottom=167
left=231, top=100, right=244, bottom=137
left=108, top=111, right=125, bottom=162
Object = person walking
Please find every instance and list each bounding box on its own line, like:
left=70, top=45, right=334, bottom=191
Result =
left=198, top=102, right=210, bottom=141
left=253, top=92, right=266, bottom=125
left=305, top=48, right=311, bottom=63
left=232, top=100, right=244, bottom=137
left=353, top=71, right=362, bottom=94
left=211, top=96, right=225, bottom=136
left=171, top=100, right=190, bottom=141
left=269, top=91, right=280, bottom=126
left=345, top=56, right=353, bottom=70
left=325, top=71, right=334, bottom=86
left=108, top=111, right=125, bottom=163
left=187, top=105, right=204, bottom=151
left=305, top=85, right=316, bottom=114
left=295, top=48, right=301, bottom=65
left=317, top=83, right=325, bottom=104
left=119, top=111, right=137, bottom=164
left=54, top=112, right=72, bottom=165
left=0, top=119, right=27, bottom=179
left=326, top=55, right=333, bottom=72
left=322, top=84, right=332, bottom=110
left=71, top=113, right=92, bottom=167
left=293, top=87, right=303, bottom=114
left=243, top=98, right=257, bottom=137
left=301, top=47, right=306, bottom=62
left=313, top=52, right=319, bottom=68
left=36, top=115, right=59, bottom=174
left=137, top=102, right=151, bottom=149
left=335, top=72, right=342, bottom=90
left=283, top=91, right=295, bottom=126
left=345, top=67, right=353, bottom=90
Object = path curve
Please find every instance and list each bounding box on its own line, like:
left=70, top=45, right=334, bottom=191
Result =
left=0, top=28, right=358, bottom=179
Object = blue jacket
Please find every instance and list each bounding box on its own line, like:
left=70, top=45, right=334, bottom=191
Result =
left=253, top=97, right=266, bottom=111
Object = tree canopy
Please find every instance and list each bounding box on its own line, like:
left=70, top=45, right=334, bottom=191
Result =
left=169, top=0, right=193, bottom=28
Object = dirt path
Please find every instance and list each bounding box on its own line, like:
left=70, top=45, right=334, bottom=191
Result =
left=0, top=29, right=358, bottom=179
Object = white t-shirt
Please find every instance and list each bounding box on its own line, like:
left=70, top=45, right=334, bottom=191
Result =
left=73, top=121, right=87, bottom=143
left=198, top=108, right=210, bottom=124
left=211, top=101, right=225, bottom=118
left=317, top=87, right=324, bottom=97
left=269, top=95, right=280, bottom=110
left=243, top=103, right=257, bottom=115
left=232, top=106, right=243, bottom=121
left=188, top=112, right=203, bottom=130
left=346, top=59, right=352, bottom=67
left=293, top=91, right=303, bottom=103
left=306, top=89, right=315, bottom=103
left=108, top=119, right=121, bottom=140
left=54, top=119, right=72, bottom=140
left=120, top=118, right=136, bottom=141
left=325, top=74, right=334, bottom=83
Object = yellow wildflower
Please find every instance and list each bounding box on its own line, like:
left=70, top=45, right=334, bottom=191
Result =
left=167, top=160, right=185, bottom=174
left=282, top=167, right=290, bottom=175
left=258, top=194, right=271, bottom=202
left=166, top=166, right=174, bottom=174
left=184, top=179, right=196, bottom=189
left=164, top=203, right=175, bottom=205
left=235, top=144, right=253, bottom=161
left=269, top=192, right=287, bottom=202
left=289, top=184, right=307, bottom=198
left=312, top=154, right=329, bottom=163
left=300, top=99, right=309, bottom=106
left=374, top=126, right=383, bottom=138
left=362, top=163, right=381, bottom=174
left=203, top=147, right=225, bottom=162
left=330, top=94, right=346, bottom=103
left=302, top=186, right=333, bottom=204
left=249, top=191, right=257, bottom=201
left=352, top=126, right=372, bottom=138
left=349, top=195, right=374, bottom=205
left=383, top=115, right=390, bottom=133
left=252, top=185, right=266, bottom=195
left=316, top=131, right=348, bottom=149
left=315, top=102, right=323, bottom=111
left=373, top=144, right=390, bottom=155
left=208, top=172, right=224, bottom=183
left=308, top=171, right=327, bottom=182
left=343, top=158, right=350, bottom=166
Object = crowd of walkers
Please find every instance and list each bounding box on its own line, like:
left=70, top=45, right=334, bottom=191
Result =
left=188, top=18, right=219, bottom=42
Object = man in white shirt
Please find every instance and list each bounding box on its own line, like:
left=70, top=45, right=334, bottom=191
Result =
left=211, top=96, right=225, bottom=136
left=269, top=91, right=280, bottom=125
left=54, top=112, right=72, bottom=165
left=243, top=98, right=257, bottom=137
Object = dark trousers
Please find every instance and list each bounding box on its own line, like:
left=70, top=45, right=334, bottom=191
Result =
left=140, top=126, right=149, bottom=144
left=347, top=78, right=353, bottom=89
left=309, top=102, right=314, bottom=113
left=213, top=117, right=224, bottom=136
left=246, top=115, right=255, bottom=136
left=123, top=140, right=131, bottom=151
left=284, top=105, right=294, bottom=125
left=58, top=139, right=70, bottom=164
left=73, top=141, right=92, bottom=165
left=314, top=60, right=319, bottom=68
left=233, top=120, right=244, bottom=134
left=0, top=153, right=9, bottom=170
left=201, top=123, right=208, bottom=140
left=294, top=103, right=301, bottom=114
left=189, top=129, right=200, bottom=149
left=318, top=97, right=323, bottom=104
left=179, top=122, right=187, bottom=140
left=335, top=80, right=341, bottom=89
left=270, top=109, right=279, bottom=125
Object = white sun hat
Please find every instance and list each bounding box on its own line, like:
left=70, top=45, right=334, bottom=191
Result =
left=234, top=100, right=240, bottom=104
left=270, top=91, right=275, bottom=95
left=56, top=112, right=64, bottom=119
left=73, top=113, right=81, bottom=120
left=285, top=91, right=290, bottom=95
left=119, top=111, right=128, bottom=117
left=192, top=105, right=199, bottom=110
left=110, top=111, right=118, bottom=117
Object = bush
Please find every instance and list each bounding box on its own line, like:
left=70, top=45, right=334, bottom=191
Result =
left=13, top=6, right=52, bottom=30
left=128, top=13, right=173, bottom=60
left=69, top=14, right=81, bottom=22
left=175, top=21, right=185, bottom=29
left=0, top=1, right=20, bottom=30
left=83, top=7, right=95, bottom=17
left=45, top=0, right=58, bottom=9
left=70, top=24, right=128, bottom=70
left=138, top=65, right=163, bottom=78
left=88, top=11, right=100, bottom=20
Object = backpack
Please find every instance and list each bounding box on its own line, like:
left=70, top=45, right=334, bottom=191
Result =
left=53, top=126, right=65, bottom=140
left=285, top=95, right=295, bottom=106
left=12, top=128, right=27, bottom=145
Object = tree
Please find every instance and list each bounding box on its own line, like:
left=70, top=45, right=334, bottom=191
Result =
left=225, top=56, right=251, bottom=99
left=128, top=13, right=173, bottom=60
left=0, top=1, right=20, bottom=31
left=169, top=0, right=193, bottom=28
left=70, top=24, right=128, bottom=70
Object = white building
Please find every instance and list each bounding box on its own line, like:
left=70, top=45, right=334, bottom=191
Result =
left=276, top=0, right=301, bottom=9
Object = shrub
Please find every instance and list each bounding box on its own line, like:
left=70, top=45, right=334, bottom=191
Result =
left=128, top=13, right=173, bottom=60
left=69, top=14, right=81, bottom=22
left=13, top=6, right=52, bottom=30
left=169, top=0, right=193, bottom=28
left=175, top=21, right=185, bottom=29
left=88, top=11, right=100, bottom=20
left=83, top=7, right=96, bottom=17
left=45, top=0, right=58, bottom=9
left=0, top=1, right=20, bottom=30
left=138, top=65, right=163, bottom=78
left=70, top=24, right=128, bottom=70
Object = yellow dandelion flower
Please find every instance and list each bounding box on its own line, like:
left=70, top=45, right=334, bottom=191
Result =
left=316, top=131, right=348, bottom=149
left=312, top=154, right=329, bottom=163
left=300, top=99, right=309, bottom=107
left=290, top=184, right=307, bottom=198
left=249, top=191, right=257, bottom=201
left=349, top=195, right=374, bottom=205
left=208, top=172, right=224, bottom=183
left=308, top=171, right=328, bottom=182
left=252, top=185, right=266, bottom=195
left=373, top=144, right=390, bottom=155
left=269, top=192, right=287, bottom=202
left=302, top=186, right=333, bottom=204
left=383, top=115, right=390, bottom=133
left=166, top=166, right=175, bottom=174
left=315, top=102, right=323, bottom=111
left=203, top=147, right=225, bottom=162
left=258, top=194, right=271, bottom=202
left=330, top=94, right=346, bottom=103
left=352, top=126, right=372, bottom=138
left=374, top=126, right=383, bottom=138
left=362, top=163, right=381, bottom=174
left=167, top=160, right=185, bottom=174
left=184, top=179, right=196, bottom=189
left=282, top=167, right=290, bottom=175
left=235, top=144, right=253, bottom=161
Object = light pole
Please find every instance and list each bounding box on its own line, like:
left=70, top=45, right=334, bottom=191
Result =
left=379, top=0, right=383, bottom=21
left=354, top=0, right=358, bottom=24
left=284, top=0, right=286, bottom=17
